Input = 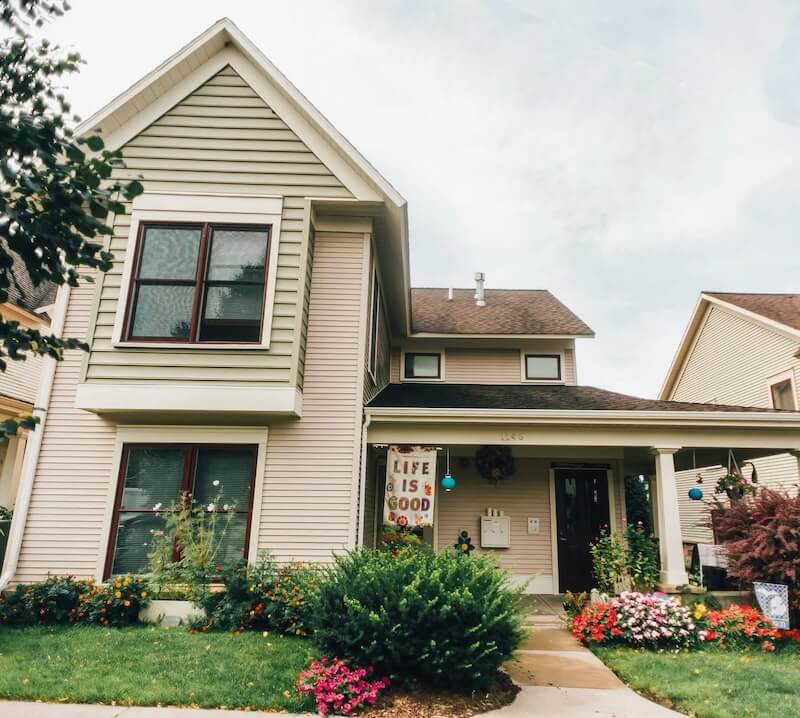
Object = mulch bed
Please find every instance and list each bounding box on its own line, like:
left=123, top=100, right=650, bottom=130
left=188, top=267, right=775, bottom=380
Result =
left=362, top=672, right=519, bottom=718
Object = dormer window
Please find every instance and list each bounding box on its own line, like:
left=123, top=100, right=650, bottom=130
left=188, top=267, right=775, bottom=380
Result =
left=404, top=352, right=442, bottom=380
left=124, top=222, right=270, bottom=343
left=524, top=354, right=561, bottom=381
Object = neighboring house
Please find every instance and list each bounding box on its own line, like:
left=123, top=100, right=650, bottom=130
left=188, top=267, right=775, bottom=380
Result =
left=2, top=19, right=800, bottom=594
left=0, top=250, right=56, bottom=512
left=660, top=292, right=800, bottom=544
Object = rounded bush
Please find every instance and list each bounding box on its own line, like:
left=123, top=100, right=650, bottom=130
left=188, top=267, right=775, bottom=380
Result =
left=311, top=549, right=524, bottom=689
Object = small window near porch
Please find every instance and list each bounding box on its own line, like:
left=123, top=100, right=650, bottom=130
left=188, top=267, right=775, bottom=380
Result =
left=524, top=354, right=561, bottom=381
left=404, top=352, right=441, bottom=379
left=770, top=378, right=796, bottom=410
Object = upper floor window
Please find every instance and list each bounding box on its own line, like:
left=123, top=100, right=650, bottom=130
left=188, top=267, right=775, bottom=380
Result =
left=404, top=352, right=441, bottom=380
left=770, top=378, right=796, bottom=410
left=525, top=354, right=561, bottom=381
left=106, top=444, right=256, bottom=577
left=368, top=269, right=381, bottom=378
left=125, top=222, right=270, bottom=343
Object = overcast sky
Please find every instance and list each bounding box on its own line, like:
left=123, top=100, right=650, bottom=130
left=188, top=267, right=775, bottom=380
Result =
left=24, top=1, right=800, bottom=398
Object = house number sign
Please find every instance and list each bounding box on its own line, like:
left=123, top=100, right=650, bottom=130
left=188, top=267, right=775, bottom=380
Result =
left=500, top=431, right=525, bottom=441
left=384, top=445, right=437, bottom=529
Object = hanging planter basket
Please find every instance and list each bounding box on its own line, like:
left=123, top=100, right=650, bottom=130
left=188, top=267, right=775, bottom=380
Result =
left=475, top=445, right=514, bottom=484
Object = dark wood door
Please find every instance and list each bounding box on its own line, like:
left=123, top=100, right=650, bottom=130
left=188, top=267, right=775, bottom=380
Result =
left=555, top=468, right=610, bottom=593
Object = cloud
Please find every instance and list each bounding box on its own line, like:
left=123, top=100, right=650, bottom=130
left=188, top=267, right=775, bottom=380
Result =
left=29, top=0, right=800, bottom=398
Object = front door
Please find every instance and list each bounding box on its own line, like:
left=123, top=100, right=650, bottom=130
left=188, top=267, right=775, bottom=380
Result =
left=554, top=468, right=610, bottom=593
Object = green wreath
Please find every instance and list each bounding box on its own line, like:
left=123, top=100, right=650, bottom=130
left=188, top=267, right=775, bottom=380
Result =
left=475, top=445, right=514, bottom=483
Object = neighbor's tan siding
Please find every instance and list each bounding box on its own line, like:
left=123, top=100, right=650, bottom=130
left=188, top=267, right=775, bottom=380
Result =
left=435, top=458, right=554, bottom=577
left=15, top=277, right=118, bottom=582
left=0, top=341, right=42, bottom=405
left=671, top=304, right=800, bottom=543
left=86, top=66, right=351, bottom=387
left=258, top=232, right=368, bottom=561
left=671, top=305, right=800, bottom=407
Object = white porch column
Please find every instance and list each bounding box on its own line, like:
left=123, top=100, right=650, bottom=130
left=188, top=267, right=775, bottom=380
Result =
left=650, top=447, right=688, bottom=589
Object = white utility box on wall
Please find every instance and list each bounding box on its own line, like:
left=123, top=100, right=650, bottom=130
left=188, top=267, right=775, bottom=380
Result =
left=480, top=516, right=511, bottom=548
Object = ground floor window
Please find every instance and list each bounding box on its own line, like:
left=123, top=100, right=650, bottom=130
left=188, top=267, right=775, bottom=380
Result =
left=105, top=444, right=256, bottom=577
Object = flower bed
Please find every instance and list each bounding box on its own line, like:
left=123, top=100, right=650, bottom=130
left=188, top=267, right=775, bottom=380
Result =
left=572, top=591, right=793, bottom=652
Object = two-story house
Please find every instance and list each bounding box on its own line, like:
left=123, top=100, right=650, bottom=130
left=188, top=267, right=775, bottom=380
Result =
left=2, top=19, right=800, bottom=595
left=660, top=292, right=800, bottom=545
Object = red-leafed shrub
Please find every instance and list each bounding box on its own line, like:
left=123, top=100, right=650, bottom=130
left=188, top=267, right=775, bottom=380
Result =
left=712, top=489, right=800, bottom=608
left=571, top=603, right=622, bottom=644
left=698, top=605, right=778, bottom=650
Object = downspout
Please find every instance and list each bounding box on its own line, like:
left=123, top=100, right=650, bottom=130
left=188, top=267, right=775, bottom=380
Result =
left=0, top=282, right=70, bottom=590
left=356, top=413, right=372, bottom=548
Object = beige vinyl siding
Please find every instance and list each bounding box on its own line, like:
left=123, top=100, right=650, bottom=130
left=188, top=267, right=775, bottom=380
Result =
left=258, top=232, right=368, bottom=561
left=15, top=277, right=118, bottom=583
left=0, top=345, right=42, bottom=406
left=86, top=66, right=351, bottom=386
left=671, top=305, right=800, bottom=407
left=435, top=458, right=553, bottom=576
left=389, top=343, right=578, bottom=385
left=671, top=304, right=800, bottom=542
left=363, top=262, right=391, bottom=403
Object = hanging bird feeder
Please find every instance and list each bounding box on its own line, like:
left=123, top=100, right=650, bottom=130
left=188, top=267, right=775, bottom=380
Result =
left=440, top=447, right=456, bottom=491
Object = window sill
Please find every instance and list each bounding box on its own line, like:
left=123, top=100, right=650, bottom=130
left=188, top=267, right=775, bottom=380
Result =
left=113, top=340, right=271, bottom=351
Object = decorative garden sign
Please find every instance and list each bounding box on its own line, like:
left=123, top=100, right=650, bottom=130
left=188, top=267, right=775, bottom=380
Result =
left=384, top=446, right=437, bottom=529
left=753, top=582, right=790, bottom=630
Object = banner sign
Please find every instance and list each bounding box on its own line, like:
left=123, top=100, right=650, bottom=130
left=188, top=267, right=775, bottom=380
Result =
left=384, top=445, right=437, bottom=529
left=753, top=582, right=790, bottom=630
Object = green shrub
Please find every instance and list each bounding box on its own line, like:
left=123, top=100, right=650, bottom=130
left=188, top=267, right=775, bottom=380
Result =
left=190, top=556, right=318, bottom=636
left=624, top=524, right=659, bottom=591
left=0, top=575, right=149, bottom=627
left=590, top=529, right=626, bottom=593
left=311, top=548, right=524, bottom=690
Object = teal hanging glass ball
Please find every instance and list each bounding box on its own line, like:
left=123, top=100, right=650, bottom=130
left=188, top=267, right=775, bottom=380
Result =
left=441, top=473, right=456, bottom=492
left=688, top=487, right=703, bottom=501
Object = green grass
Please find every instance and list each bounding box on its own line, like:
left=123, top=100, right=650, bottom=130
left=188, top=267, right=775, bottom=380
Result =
left=0, top=625, right=317, bottom=712
left=595, top=645, right=800, bottom=718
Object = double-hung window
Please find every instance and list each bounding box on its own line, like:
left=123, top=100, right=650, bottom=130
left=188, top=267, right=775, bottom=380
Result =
left=770, top=378, right=796, bottom=410
left=106, top=444, right=256, bottom=577
left=125, top=222, right=270, bottom=343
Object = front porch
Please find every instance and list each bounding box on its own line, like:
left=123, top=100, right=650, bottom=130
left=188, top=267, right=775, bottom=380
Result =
left=362, top=383, right=800, bottom=594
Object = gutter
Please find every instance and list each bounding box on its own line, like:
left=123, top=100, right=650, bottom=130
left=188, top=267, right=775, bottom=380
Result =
left=0, top=283, right=70, bottom=591
left=364, top=406, right=800, bottom=427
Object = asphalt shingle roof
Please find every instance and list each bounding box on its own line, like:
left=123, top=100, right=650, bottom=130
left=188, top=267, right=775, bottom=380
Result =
left=706, top=292, right=800, bottom=333
left=410, top=288, right=594, bottom=336
left=367, top=383, right=782, bottom=413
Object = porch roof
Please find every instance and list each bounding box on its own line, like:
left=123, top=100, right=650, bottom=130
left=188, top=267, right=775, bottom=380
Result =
left=367, top=383, right=782, bottom=414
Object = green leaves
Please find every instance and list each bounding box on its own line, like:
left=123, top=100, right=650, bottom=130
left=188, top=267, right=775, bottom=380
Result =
left=0, top=0, right=144, bottom=415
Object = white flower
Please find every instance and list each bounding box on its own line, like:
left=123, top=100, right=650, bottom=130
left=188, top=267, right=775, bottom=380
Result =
left=223, top=504, right=229, bottom=511
left=207, top=503, right=215, bottom=512
left=212, top=480, right=220, bottom=487
left=153, top=503, right=162, bottom=511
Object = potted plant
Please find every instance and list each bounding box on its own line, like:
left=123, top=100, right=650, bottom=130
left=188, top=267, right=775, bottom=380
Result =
left=0, top=505, right=12, bottom=568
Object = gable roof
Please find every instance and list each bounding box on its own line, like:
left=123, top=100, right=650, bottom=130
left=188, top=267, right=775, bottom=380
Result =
left=659, top=291, right=800, bottom=400
left=367, top=382, right=785, bottom=413
left=410, top=288, right=594, bottom=337
left=77, top=17, right=411, bottom=335
left=704, top=292, right=800, bottom=332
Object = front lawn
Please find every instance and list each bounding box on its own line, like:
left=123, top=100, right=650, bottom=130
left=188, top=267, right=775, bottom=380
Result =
left=0, top=625, right=316, bottom=712
left=595, top=645, right=800, bottom=718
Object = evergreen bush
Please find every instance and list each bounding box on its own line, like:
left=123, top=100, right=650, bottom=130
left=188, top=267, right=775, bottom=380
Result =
left=311, top=548, right=524, bottom=690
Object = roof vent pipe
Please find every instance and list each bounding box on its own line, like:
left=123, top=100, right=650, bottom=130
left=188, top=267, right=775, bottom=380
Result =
left=474, top=272, right=486, bottom=307
left=447, top=287, right=454, bottom=301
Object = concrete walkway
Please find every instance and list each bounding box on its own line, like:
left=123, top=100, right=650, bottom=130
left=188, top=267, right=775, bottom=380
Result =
left=483, top=614, right=685, bottom=717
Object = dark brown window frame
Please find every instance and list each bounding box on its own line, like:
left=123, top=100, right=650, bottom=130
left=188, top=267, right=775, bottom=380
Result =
left=770, top=378, right=796, bottom=410
left=524, top=353, right=562, bottom=381
left=368, top=268, right=381, bottom=378
left=104, top=443, right=258, bottom=579
left=123, top=221, right=272, bottom=344
left=403, top=352, right=442, bottom=379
